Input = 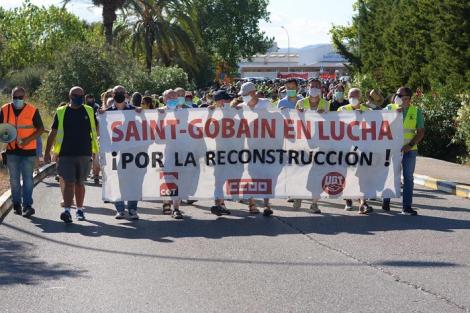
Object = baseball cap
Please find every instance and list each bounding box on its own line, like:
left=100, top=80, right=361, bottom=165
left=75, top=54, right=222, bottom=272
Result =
left=214, top=90, right=235, bottom=101
left=238, top=82, right=256, bottom=96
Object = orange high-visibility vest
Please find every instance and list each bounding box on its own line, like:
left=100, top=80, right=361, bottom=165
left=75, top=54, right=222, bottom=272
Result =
left=1, top=103, right=37, bottom=150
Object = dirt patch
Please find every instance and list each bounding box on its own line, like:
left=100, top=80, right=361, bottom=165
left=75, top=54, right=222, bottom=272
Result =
left=0, top=167, right=10, bottom=195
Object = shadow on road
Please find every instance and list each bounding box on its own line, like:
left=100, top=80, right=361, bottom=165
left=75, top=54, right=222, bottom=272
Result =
left=0, top=236, right=86, bottom=286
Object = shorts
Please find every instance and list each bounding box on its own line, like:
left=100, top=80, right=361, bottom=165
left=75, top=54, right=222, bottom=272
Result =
left=57, top=156, right=92, bottom=184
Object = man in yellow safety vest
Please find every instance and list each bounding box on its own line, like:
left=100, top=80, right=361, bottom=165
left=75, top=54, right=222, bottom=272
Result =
left=44, top=86, right=99, bottom=223
left=382, top=87, right=425, bottom=215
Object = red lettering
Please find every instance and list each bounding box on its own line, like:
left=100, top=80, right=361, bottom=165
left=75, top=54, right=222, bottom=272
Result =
left=111, top=121, right=123, bottom=142
left=296, top=120, right=311, bottom=139
left=205, top=118, right=220, bottom=138
left=331, top=121, right=345, bottom=140
left=283, top=119, right=295, bottom=139
left=237, top=119, right=251, bottom=138
left=361, top=121, right=376, bottom=140
left=347, top=121, right=360, bottom=141
left=188, top=119, right=203, bottom=139
left=318, top=121, right=329, bottom=140
left=166, top=119, right=178, bottom=139
left=222, top=118, right=235, bottom=138
left=149, top=120, right=165, bottom=140
left=261, top=119, right=275, bottom=138
left=379, top=121, right=393, bottom=140
left=125, top=121, right=140, bottom=141
left=141, top=120, right=148, bottom=140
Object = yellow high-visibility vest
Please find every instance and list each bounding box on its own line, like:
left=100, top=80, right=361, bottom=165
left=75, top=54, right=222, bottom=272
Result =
left=53, top=104, right=99, bottom=154
left=389, top=103, right=418, bottom=150
left=297, top=97, right=329, bottom=111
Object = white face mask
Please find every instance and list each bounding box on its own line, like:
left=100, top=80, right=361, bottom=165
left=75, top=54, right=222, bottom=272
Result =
left=242, top=95, right=252, bottom=104
left=309, top=88, right=321, bottom=97
left=349, top=98, right=360, bottom=106
left=394, top=96, right=403, bottom=106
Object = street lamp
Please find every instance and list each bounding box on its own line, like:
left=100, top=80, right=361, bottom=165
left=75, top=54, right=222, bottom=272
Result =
left=281, top=26, right=290, bottom=74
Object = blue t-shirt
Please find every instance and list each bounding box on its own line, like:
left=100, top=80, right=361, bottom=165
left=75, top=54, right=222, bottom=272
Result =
left=277, top=95, right=303, bottom=109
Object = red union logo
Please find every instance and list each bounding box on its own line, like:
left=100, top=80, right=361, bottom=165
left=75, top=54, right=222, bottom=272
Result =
left=322, top=172, right=346, bottom=195
left=225, top=179, right=272, bottom=195
left=160, top=182, right=178, bottom=196
left=160, top=172, right=178, bottom=179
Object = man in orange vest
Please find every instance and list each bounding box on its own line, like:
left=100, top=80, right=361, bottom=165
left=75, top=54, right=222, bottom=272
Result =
left=0, top=86, right=44, bottom=217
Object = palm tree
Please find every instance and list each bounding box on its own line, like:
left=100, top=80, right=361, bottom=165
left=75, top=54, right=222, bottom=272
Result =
left=64, top=0, right=127, bottom=45
left=124, top=0, right=202, bottom=73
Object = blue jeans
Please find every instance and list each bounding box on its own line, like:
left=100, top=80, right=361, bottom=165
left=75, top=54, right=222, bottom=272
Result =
left=114, top=201, right=138, bottom=213
left=384, top=150, right=417, bottom=209
left=6, top=154, right=36, bottom=207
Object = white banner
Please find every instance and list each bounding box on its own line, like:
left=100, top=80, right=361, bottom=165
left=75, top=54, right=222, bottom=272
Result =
left=98, top=109, right=403, bottom=201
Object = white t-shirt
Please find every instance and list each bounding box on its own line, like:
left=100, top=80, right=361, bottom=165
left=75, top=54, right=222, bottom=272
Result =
left=241, top=98, right=270, bottom=110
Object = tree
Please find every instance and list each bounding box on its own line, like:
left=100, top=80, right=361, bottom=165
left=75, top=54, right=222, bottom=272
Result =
left=194, top=0, right=273, bottom=70
left=123, top=0, right=201, bottom=74
left=0, top=2, right=88, bottom=75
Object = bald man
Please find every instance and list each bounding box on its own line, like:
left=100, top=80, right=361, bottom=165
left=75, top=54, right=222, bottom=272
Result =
left=44, top=86, right=99, bottom=223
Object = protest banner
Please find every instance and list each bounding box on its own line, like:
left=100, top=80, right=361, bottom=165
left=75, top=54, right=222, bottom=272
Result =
left=98, top=109, right=403, bottom=201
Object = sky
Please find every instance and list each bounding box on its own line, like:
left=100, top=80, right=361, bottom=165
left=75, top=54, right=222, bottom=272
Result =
left=1, top=0, right=355, bottom=48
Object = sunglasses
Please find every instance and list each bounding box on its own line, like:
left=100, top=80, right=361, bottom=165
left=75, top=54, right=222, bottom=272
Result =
left=13, top=96, right=24, bottom=100
left=396, top=94, right=410, bottom=98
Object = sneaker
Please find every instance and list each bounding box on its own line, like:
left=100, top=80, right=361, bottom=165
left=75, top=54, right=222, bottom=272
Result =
left=263, top=207, right=273, bottom=217
left=293, top=199, right=302, bottom=210
left=115, top=211, right=126, bottom=219
left=310, top=203, right=321, bottom=214
left=401, top=208, right=418, bottom=216
left=344, top=200, right=354, bottom=211
left=172, top=209, right=183, bottom=219
left=76, top=210, right=85, bottom=221
left=128, top=209, right=139, bottom=220
left=382, top=202, right=390, bottom=211
left=184, top=200, right=198, bottom=205
left=219, top=205, right=231, bottom=215
left=13, top=203, right=22, bottom=215
left=210, top=205, right=223, bottom=216
left=60, top=210, right=73, bottom=223
left=359, top=204, right=373, bottom=215
left=22, top=206, right=35, bottom=217
left=93, top=177, right=100, bottom=185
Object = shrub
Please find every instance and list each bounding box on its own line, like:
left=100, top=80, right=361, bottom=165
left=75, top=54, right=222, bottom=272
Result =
left=414, top=88, right=466, bottom=162
left=453, top=93, right=470, bottom=163
left=6, top=66, right=47, bottom=93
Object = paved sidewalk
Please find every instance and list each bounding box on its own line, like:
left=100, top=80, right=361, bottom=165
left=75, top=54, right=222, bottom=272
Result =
left=416, top=157, right=470, bottom=186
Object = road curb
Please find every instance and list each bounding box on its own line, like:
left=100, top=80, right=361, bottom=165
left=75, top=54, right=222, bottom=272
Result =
left=414, top=174, right=470, bottom=199
left=0, top=163, right=56, bottom=221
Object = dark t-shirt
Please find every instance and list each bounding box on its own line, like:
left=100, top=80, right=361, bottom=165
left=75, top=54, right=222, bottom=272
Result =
left=51, top=105, right=95, bottom=157
left=0, top=103, right=44, bottom=156
left=330, top=99, right=349, bottom=112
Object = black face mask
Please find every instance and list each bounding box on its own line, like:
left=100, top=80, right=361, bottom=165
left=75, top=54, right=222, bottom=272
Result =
left=114, top=93, right=126, bottom=103
left=86, top=100, right=95, bottom=105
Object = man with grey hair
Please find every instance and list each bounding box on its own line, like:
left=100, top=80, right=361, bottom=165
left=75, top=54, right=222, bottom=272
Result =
left=338, top=87, right=374, bottom=214
left=44, top=86, right=99, bottom=223
left=1, top=86, right=44, bottom=217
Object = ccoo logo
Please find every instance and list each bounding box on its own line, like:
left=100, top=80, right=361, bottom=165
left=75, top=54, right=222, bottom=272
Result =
left=225, top=179, right=272, bottom=195
left=322, top=172, right=345, bottom=195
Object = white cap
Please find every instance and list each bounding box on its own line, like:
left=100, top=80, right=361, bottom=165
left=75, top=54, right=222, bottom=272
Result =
left=238, top=82, right=256, bottom=96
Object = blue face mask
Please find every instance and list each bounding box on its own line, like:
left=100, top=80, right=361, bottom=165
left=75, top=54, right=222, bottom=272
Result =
left=177, top=97, right=185, bottom=105
left=71, top=96, right=84, bottom=106
left=13, top=99, right=25, bottom=109
left=167, top=99, right=178, bottom=108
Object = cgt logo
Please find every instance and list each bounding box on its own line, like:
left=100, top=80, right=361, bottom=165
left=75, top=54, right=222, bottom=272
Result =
left=322, top=172, right=345, bottom=195
left=225, top=179, right=272, bottom=195
left=160, top=172, right=179, bottom=196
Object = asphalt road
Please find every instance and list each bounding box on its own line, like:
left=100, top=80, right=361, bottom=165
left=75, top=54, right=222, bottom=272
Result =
left=0, top=176, right=469, bottom=313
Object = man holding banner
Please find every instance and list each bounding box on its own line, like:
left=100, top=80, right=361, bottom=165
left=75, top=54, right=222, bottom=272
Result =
left=382, top=87, right=425, bottom=215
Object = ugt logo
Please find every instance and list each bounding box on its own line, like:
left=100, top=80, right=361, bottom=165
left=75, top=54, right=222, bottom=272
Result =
left=225, top=179, right=272, bottom=195
left=322, top=172, right=345, bottom=196
left=159, top=172, right=178, bottom=196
